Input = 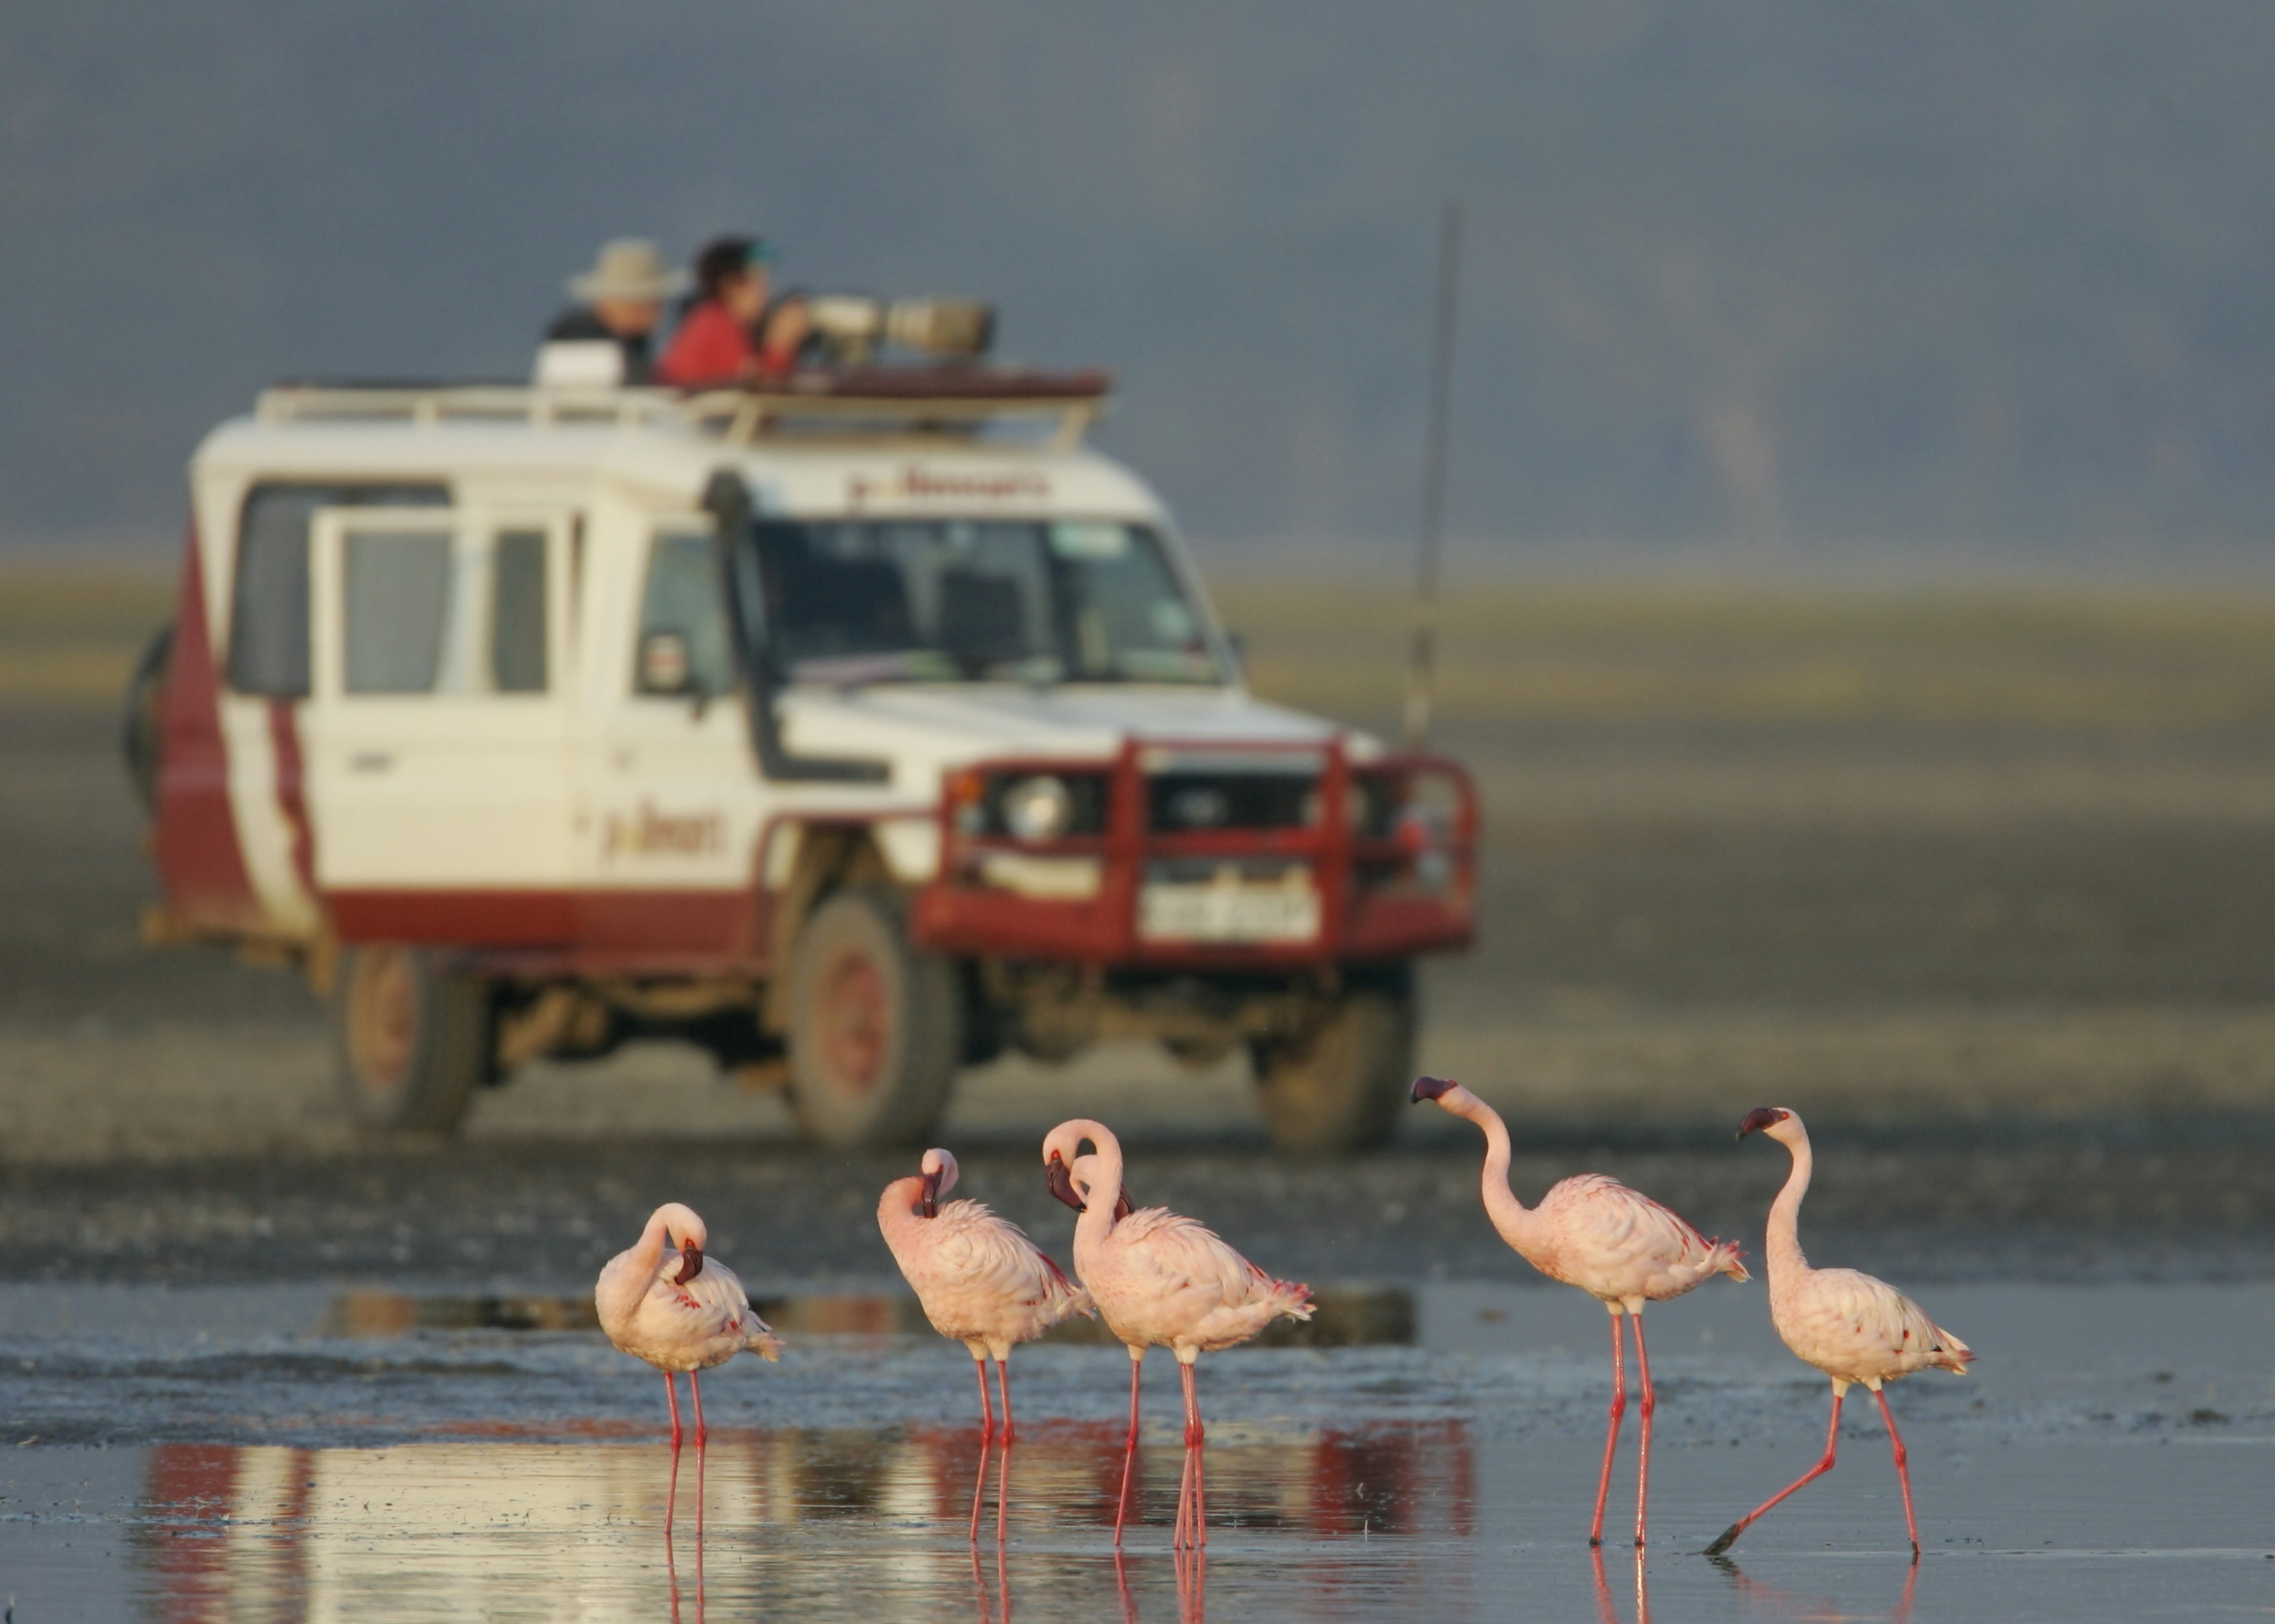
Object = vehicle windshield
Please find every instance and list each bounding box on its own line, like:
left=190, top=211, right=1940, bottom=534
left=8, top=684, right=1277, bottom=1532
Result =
left=746, top=518, right=1223, bottom=686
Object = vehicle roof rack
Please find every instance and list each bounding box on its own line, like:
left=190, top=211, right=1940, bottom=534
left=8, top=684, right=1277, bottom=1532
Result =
left=255, top=367, right=1112, bottom=451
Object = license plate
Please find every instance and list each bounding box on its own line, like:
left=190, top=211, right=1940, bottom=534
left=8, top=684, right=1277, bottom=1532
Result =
left=1138, top=877, right=1321, bottom=943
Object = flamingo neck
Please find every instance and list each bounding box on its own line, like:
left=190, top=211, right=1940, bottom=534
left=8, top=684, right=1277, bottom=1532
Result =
left=1451, top=1092, right=1546, bottom=1262
left=1766, top=1132, right=1813, bottom=1285
left=876, top=1176, right=927, bottom=1248
left=1075, top=1140, right=1126, bottom=1252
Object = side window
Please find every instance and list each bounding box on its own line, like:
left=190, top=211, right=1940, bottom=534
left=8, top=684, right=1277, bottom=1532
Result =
left=228, top=482, right=448, bottom=697
left=343, top=528, right=454, bottom=694
left=489, top=529, right=549, bottom=693
left=636, top=532, right=736, bottom=697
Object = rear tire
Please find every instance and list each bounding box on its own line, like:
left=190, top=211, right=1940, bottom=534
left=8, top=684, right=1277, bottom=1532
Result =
left=332, top=945, right=490, bottom=1134
left=1251, top=970, right=1418, bottom=1156
left=786, top=889, right=961, bottom=1148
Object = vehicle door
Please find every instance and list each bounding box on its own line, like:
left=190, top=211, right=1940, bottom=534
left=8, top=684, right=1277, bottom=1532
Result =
left=575, top=521, right=761, bottom=957
left=303, top=506, right=580, bottom=945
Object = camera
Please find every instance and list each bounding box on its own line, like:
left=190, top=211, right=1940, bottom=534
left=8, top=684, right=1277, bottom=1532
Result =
left=805, top=295, right=995, bottom=367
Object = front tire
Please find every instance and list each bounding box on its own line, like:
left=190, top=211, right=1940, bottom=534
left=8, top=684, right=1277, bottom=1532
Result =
left=1251, top=970, right=1418, bottom=1156
left=786, top=889, right=961, bottom=1148
left=332, top=945, right=490, bottom=1134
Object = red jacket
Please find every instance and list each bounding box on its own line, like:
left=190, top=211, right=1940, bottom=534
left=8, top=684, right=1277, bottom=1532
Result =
left=656, top=302, right=754, bottom=386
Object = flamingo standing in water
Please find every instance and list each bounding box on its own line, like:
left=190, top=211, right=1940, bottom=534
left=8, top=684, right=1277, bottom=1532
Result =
left=1707, top=1108, right=1972, bottom=1559
left=877, top=1147, right=1093, bottom=1442
left=1409, top=1076, right=1749, bottom=1548
left=596, top=1202, right=783, bottom=1445
left=1041, top=1119, right=1312, bottom=1549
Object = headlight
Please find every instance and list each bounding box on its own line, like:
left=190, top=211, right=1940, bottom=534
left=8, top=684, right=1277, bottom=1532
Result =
left=1002, top=775, right=1074, bottom=842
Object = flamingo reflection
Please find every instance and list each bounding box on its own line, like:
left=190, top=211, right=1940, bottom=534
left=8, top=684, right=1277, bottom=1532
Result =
left=1709, top=1552, right=1920, bottom=1623
left=1591, top=1543, right=1652, bottom=1624
left=664, top=1441, right=706, bottom=1624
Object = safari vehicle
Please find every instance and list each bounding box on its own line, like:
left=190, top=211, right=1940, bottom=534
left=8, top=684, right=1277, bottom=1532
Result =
left=127, top=366, right=1477, bottom=1153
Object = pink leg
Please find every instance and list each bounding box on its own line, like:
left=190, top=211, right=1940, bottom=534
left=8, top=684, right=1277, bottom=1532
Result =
left=1632, top=1314, right=1656, bottom=1549
left=969, top=1421, right=991, bottom=1544
left=664, top=1370, right=684, bottom=1446
left=1588, top=1312, right=1628, bottom=1545
left=664, top=1421, right=683, bottom=1538
left=688, top=1368, right=708, bottom=1446
left=1113, top=1349, right=1143, bottom=1546
left=1873, top=1387, right=1922, bottom=1559
left=1705, top=1387, right=1844, bottom=1555
left=975, top=1356, right=996, bottom=1440
left=995, top=1425, right=1011, bottom=1551
left=1178, top=1359, right=1208, bottom=1549
left=996, top=1359, right=1016, bottom=1444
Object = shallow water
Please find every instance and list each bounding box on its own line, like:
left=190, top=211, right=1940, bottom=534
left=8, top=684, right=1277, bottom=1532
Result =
left=1, top=1280, right=2270, bottom=1620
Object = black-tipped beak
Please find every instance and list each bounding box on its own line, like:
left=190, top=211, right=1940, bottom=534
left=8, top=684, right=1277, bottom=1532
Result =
left=1113, top=1189, right=1134, bottom=1221
left=918, top=1167, right=942, bottom=1219
left=1044, top=1151, right=1085, bottom=1213
left=1410, top=1074, right=1457, bottom=1105
left=1737, top=1107, right=1782, bottom=1140
left=670, top=1239, right=704, bottom=1286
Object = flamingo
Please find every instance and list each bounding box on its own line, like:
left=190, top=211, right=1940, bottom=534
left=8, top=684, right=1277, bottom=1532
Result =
left=1041, top=1118, right=1312, bottom=1549
left=877, top=1147, right=1093, bottom=1443
left=1706, top=1107, right=1972, bottom=1560
left=1409, top=1076, right=1749, bottom=1548
left=595, top=1202, right=783, bottom=1446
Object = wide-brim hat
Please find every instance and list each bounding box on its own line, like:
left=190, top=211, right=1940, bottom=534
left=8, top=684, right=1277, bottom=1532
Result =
left=569, top=238, right=691, bottom=303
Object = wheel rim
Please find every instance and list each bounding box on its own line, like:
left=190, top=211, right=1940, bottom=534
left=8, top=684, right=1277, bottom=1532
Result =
left=813, top=948, right=889, bottom=1097
left=347, top=948, right=417, bottom=1100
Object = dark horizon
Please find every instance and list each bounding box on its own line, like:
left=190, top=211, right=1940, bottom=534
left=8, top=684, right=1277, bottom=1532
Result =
left=4, top=3, right=2272, bottom=564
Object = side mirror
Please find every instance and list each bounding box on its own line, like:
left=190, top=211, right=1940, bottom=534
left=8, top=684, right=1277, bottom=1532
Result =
left=637, top=631, right=694, bottom=696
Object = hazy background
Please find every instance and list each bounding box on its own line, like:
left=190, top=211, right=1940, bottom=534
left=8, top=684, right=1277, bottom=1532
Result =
left=4, top=1, right=2273, bottom=564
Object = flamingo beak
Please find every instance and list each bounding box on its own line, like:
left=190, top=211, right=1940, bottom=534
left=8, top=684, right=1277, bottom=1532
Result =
left=1114, top=1188, right=1133, bottom=1220
left=671, top=1239, right=704, bottom=1285
left=918, top=1167, right=942, bottom=1219
left=1736, top=1107, right=1783, bottom=1140
left=1044, top=1152, right=1085, bottom=1212
left=1410, top=1074, right=1457, bottom=1105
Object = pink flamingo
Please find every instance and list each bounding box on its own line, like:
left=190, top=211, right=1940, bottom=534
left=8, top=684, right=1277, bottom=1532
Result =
left=1707, top=1108, right=1972, bottom=1560
left=877, top=1148, right=1092, bottom=1442
left=1410, top=1076, right=1749, bottom=1548
left=595, top=1202, right=783, bottom=1446
left=1042, top=1118, right=1312, bottom=1550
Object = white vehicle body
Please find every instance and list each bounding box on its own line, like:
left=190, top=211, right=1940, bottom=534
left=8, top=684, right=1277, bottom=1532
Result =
left=140, top=377, right=1475, bottom=1151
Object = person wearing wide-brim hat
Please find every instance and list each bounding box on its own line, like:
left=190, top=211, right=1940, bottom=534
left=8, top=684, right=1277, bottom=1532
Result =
left=545, top=239, right=691, bottom=384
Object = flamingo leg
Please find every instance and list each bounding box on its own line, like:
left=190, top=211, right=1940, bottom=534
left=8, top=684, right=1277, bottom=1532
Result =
left=688, top=1368, right=708, bottom=1446
left=1704, top=1387, right=1845, bottom=1555
left=975, top=1355, right=996, bottom=1440
left=969, top=1420, right=992, bottom=1544
left=664, top=1370, right=684, bottom=1446
left=996, top=1357, right=1016, bottom=1444
left=1113, top=1347, right=1143, bottom=1547
left=665, top=1420, right=683, bottom=1538
left=1588, top=1310, right=1628, bottom=1545
left=1178, top=1359, right=1208, bottom=1549
left=1872, top=1387, right=1922, bottom=1559
left=995, top=1427, right=1011, bottom=1551
left=1632, top=1312, right=1656, bottom=1549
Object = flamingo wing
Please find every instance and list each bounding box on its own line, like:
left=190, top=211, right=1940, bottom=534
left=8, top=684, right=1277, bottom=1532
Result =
left=645, top=1256, right=783, bottom=1360
left=1539, top=1174, right=1749, bottom=1299
left=1784, top=1266, right=1969, bottom=1381
left=929, top=1199, right=1093, bottom=1317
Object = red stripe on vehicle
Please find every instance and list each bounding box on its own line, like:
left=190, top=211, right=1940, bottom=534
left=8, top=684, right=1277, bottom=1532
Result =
left=153, top=519, right=264, bottom=931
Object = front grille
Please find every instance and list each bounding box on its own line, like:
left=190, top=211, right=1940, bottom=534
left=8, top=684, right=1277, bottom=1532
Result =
left=1146, top=772, right=1315, bottom=832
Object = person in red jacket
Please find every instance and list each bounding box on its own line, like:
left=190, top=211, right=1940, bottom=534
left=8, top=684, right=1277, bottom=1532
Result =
left=656, top=237, right=770, bottom=386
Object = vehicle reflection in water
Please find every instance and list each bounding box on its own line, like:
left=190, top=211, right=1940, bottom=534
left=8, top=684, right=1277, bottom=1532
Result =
left=136, top=1420, right=1472, bottom=1621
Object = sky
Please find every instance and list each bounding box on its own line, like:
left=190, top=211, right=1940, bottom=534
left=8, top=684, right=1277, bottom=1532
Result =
left=3, top=2, right=2272, bottom=566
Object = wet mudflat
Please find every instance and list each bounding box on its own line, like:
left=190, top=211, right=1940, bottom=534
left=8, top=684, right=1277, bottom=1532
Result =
left=1, top=1278, right=2270, bottom=1620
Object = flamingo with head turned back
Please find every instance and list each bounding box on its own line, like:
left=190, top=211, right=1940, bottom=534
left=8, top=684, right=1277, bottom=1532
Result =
left=877, top=1147, right=1093, bottom=1445
left=1706, top=1107, right=1972, bottom=1560
left=1409, top=1076, right=1749, bottom=1548
left=595, top=1202, right=783, bottom=1445
left=1041, top=1118, right=1312, bottom=1549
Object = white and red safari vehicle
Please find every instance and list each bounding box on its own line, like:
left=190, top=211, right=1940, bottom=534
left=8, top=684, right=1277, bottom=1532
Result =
left=127, top=368, right=1477, bottom=1152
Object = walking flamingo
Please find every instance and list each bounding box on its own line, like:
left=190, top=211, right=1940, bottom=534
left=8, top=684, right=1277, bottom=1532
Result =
left=595, top=1202, right=783, bottom=1446
left=1409, top=1076, right=1749, bottom=1548
left=1040, top=1119, right=1312, bottom=1549
left=1706, top=1107, right=1972, bottom=1559
left=877, top=1147, right=1093, bottom=1443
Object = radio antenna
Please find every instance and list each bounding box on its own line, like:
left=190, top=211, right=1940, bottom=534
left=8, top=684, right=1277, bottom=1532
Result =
left=1403, top=202, right=1463, bottom=752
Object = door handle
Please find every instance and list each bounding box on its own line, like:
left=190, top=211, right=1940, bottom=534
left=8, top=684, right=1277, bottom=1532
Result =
left=350, top=751, right=395, bottom=773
